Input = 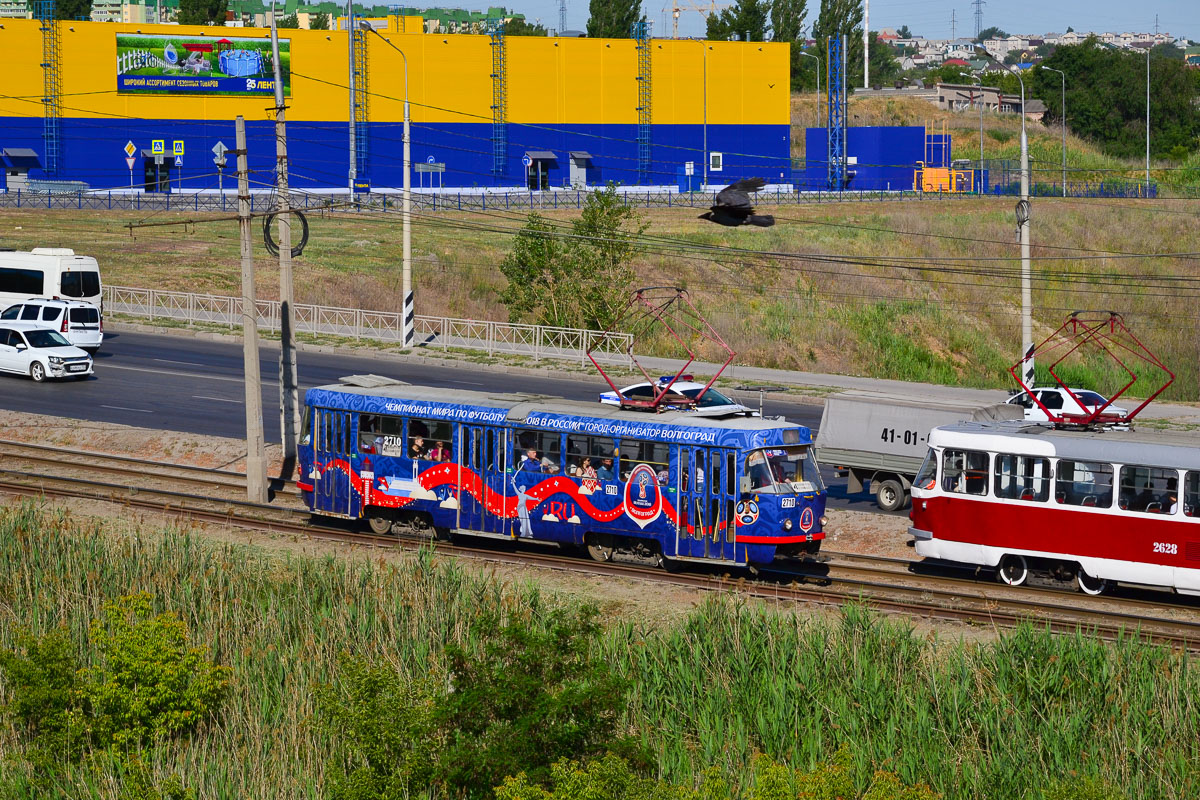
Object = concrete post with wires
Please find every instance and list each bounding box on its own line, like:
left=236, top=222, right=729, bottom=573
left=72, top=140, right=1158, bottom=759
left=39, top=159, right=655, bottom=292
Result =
left=235, top=115, right=268, bottom=504
left=271, top=5, right=299, bottom=477
left=360, top=22, right=414, bottom=348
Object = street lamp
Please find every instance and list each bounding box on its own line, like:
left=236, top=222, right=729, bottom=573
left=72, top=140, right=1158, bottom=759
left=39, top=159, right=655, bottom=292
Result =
left=1145, top=46, right=1151, bottom=193
left=979, top=49, right=1033, bottom=388
left=359, top=20, right=414, bottom=348
left=799, top=50, right=821, bottom=129
left=1042, top=66, right=1066, bottom=197
left=959, top=72, right=983, bottom=166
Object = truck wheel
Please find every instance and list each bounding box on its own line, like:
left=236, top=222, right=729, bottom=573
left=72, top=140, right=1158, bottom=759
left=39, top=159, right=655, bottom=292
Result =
left=876, top=479, right=906, bottom=512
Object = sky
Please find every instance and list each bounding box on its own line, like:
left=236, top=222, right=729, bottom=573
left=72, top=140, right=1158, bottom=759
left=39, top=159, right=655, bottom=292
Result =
left=525, top=0, right=1198, bottom=45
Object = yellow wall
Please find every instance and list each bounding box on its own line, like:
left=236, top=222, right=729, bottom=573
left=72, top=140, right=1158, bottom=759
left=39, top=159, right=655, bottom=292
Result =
left=0, top=20, right=788, bottom=126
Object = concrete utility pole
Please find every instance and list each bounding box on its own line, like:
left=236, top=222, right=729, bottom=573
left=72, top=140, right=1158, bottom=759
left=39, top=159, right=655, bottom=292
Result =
left=235, top=116, right=268, bottom=504
left=863, top=0, right=869, bottom=89
left=271, top=5, right=299, bottom=478
left=360, top=21, right=414, bottom=348
left=1042, top=66, right=1066, bottom=197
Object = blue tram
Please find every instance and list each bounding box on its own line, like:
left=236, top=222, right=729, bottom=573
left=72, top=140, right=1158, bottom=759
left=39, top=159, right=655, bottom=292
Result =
left=298, top=377, right=827, bottom=567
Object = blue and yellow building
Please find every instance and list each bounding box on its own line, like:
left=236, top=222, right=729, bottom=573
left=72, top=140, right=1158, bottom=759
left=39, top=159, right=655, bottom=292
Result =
left=0, top=19, right=791, bottom=191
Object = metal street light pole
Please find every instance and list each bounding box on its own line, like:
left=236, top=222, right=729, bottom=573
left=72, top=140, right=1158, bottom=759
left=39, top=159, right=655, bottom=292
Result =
left=1145, top=46, right=1151, bottom=193
left=360, top=21, right=414, bottom=348
left=702, top=43, right=708, bottom=192
left=1042, top=66, right=1065, bottom=197
left=800, top=50, right=820, bottom=129
left=347, top=0, right=357, bottom=200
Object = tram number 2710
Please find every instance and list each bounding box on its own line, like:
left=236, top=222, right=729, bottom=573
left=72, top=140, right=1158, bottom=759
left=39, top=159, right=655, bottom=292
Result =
left=1153, top=542, right=1178, bottom=555
left=880, top=428, right=923, bottom=446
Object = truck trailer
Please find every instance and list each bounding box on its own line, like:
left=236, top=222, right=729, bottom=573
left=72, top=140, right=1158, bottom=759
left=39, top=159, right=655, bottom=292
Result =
left=814, top=390, right=1021, bottom=511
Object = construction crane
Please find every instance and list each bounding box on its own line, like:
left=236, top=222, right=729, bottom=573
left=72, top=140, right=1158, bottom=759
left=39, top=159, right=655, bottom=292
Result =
left=661, top=0, right=727, bottom=39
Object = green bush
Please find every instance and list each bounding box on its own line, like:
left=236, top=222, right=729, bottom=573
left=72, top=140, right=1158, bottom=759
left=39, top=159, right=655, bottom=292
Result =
left=0, top=628, right=81, bottom=741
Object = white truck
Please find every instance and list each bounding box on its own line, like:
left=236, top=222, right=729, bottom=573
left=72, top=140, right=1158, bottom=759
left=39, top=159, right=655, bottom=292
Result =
left=814, top=390, right=1021, bottom=511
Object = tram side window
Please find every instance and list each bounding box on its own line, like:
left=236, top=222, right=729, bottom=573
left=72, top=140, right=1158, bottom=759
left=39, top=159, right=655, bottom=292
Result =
left=409, top=418, right=454, bottom=461
left=566, top=435, right=617, bottom=476
left=359, top=414, right=405, bottom=455
left=619, top=439, right=670, bottom=482
left=1118, top=465, right=1179, bottom=514
left=915, top=449, right=937, bottom=490
left=993, top=454, right=1050, bottom=502
left=941, top=449, right=989, bottom=496
left=1184, top=472, right=1200, bottom=517
left=300, top=407, right=311, bottom=446
left=514, top=429, right=563, bottom=473
left=1055, top=460, right=1113, bottom=508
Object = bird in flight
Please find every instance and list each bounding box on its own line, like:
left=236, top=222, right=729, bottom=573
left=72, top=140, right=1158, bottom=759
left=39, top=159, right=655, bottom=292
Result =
left=698, top=178, right=775, bottom=227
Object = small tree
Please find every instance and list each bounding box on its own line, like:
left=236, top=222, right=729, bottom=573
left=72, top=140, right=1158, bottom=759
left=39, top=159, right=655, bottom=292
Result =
left=974, top=25, right=1007, bottom=43
left=310, top=11, right=330, bottom=29
left=586, top=0, right=643, bottom=38
left=276, top=12, right=299, bottom=28
left=896, top=24, right=911, bottom=38
left=178, top=0, right=227, bottom=26
left=499, top=185, right=644, bottom=331
left=54, top=0, right=92, bottom=20
left=506, top=16, right=548, bottom=35
left=706, top=0, right=770, bottom=42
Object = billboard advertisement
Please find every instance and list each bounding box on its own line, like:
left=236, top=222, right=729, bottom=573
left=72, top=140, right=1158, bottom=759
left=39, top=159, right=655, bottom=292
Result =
left=116, top=33, right=291, bottom=96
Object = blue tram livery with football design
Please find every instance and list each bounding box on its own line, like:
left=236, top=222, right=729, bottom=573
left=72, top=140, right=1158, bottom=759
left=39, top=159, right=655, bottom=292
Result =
left=298, top=378, right=827, bottom=567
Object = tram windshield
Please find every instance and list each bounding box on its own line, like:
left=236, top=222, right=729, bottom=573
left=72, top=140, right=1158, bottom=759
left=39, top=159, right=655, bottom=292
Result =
left=745, top=446, right=824, bottom=493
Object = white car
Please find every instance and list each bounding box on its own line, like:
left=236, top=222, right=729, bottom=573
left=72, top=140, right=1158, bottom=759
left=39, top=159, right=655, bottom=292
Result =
left=599, top=377, right=757, bottom=417
left=0, top=322, right=94, bottom=381
left=1, top=297, right=103, bottom=352
left=1006, top=387, right=1128, bottom=422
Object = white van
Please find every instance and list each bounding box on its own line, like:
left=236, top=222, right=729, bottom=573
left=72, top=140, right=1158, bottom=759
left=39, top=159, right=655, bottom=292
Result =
left=0, top=248, right=103, bottom=311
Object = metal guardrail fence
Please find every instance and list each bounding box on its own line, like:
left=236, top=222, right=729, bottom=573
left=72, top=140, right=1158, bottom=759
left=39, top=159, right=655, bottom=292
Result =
left=0, top=187, right=933, bottom=214
left=103, top=285, right=634, bottom=366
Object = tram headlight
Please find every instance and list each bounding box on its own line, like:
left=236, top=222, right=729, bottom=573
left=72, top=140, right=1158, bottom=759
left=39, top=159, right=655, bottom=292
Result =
left=783, top=518, right=793, bottom=530
left=819, top=516, right=828, bottom=527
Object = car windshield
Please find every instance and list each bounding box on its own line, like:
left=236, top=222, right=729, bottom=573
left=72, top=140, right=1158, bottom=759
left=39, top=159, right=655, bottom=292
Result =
left=746, top=445, right=823, bottom=493
left=1074, top=391, right=1108, bottom=406
left=24, top=329, right=72, bottom=348
left=680, top=387, right=735, bottom=407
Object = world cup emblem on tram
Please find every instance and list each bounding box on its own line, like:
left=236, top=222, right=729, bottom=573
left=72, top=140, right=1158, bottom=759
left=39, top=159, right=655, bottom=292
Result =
left=624, top=463, right=662, bottom=528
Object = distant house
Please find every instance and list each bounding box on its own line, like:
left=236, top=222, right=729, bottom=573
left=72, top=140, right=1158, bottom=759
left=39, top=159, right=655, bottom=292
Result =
left=1185, top=46, right=1200, bottom=68
left=935, top=83, right=1045, bottom=120
left=943, top=58, right=969, bottom=67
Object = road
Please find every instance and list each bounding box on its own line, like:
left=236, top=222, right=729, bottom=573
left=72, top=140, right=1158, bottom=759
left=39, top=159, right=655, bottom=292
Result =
left=0, top=329, right=885, bottom=512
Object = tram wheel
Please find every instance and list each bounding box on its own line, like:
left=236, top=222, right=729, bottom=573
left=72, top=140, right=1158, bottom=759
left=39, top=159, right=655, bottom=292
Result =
left=1076, top=567, right=1109, bottom=596
left=367, top=515, right=393, bottom=535
left=996, top=554, right=1029, bottom=587
left=587, top=535, right=615, bottom=562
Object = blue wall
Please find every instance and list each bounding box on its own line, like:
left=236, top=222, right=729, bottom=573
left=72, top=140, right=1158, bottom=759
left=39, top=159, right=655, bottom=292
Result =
left=800, top=126, right=952, bottom=191
left=0, top=116, right=792, bottom=191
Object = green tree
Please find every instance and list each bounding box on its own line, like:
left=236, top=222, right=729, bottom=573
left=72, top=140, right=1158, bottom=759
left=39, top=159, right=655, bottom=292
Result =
left=810, top=0, right=863, bottom=90
left=0, top=629, right=81, bottom=744
left=867, top=32, right=900, bottom=84
left=276, top=12, right=299, bottom=28
left=896, top=24, right=911, bottom=38
left=310, top=10, right=330, bottom=29
left=177, top=0, right=227, bottom=25
left=54, top=0, right=92, bottom=20
left=1033, top=39, right=1200, bottom=159
left=585, top=0, right=643, bottom=38
left=505, top=15, right=548, bottom=35
left=769, top=0, right=807, bottom=89
left=706, top=0, right=770, bottom=42
left=975, top=25, right=1007, bottom=43
left=500, top=185, right=644, bottom=330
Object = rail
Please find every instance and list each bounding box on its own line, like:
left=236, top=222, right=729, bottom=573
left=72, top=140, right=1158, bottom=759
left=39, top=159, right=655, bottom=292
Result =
left=102, top=285, right=633, bottom=366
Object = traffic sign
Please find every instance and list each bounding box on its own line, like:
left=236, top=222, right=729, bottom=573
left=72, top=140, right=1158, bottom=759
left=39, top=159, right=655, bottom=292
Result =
left=125, top=157, right=136, bottom=170
left=521, top=154, right=533, bottom=168
left=174, top=155, right=183, bottom=167
left=124, top=140, right=136, bottom=158
left=426, top=155, right=435, bottom=164
left=212, top=141, right=228, bottom=167
left=173, top=140, right=184, bottom=156
left=151, top=140, right=165, bottom=155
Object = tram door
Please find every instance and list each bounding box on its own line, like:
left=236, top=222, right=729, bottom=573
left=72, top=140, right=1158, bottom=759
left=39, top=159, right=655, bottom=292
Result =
left=314, top=408, right=354, bottom=518
left=461, top=426, right=506, bottom=534
left=677, top=447, right=724, bottom=559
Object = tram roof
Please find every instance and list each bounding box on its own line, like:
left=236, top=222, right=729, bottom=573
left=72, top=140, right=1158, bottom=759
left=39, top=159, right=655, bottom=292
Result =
left=931, top=421, right=1200, bottom=471
left=308, top=380, right=810, bottom=447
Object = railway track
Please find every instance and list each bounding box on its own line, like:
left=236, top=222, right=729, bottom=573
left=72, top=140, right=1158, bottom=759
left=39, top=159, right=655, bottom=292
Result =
left=1, top=465, right=1198, bottom=651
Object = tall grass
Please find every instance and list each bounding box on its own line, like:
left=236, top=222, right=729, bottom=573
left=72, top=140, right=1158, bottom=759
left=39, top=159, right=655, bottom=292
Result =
left=2, top=503, right=1199, bottom=798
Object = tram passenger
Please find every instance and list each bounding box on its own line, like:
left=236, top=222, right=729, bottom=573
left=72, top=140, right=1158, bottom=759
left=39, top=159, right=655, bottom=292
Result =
left=410, top=436, right=427, bottom=460
left=596, top=457, right=615, bottom=481
left=519, top=447, right=544, bottom=473
left=747, top=451, right=773, bottom=490
left=429, top=441, right=450, bottom=462
left=359, top=415, right=381, bottom=453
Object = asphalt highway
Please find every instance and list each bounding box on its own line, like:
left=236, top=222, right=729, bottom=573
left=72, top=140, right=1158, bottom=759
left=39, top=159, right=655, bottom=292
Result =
left=0, top=329, right=885, bottom=512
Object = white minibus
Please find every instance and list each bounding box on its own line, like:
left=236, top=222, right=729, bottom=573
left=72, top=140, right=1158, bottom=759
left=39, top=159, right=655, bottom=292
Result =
left=0, top=248, right=103, bottom=310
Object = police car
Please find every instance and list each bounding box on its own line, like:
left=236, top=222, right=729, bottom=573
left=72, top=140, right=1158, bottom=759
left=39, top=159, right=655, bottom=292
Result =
left=599, top=376, right=758, bottom=417
left=1005, top=386, right=1129, bottom=423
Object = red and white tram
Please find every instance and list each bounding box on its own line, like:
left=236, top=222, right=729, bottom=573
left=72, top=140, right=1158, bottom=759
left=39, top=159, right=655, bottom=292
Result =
left=909, top=421, right=1200, bottom=596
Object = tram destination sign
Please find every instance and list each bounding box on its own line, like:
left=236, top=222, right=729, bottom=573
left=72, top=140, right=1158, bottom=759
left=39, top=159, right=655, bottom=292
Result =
left=115, top=33, right=291, bottom=97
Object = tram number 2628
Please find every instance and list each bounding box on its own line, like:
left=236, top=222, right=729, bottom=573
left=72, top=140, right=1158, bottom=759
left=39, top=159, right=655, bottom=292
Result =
left=1153, top=542, right=1178, bottom=555
left=881, top=428, right=923, bottom=446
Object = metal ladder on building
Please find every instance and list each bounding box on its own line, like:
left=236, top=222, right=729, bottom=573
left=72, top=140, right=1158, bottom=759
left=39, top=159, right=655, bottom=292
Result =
left=351, top=24, right=370, bottom=178
left=487, top=19, right=507, bottom=180
left=36, top=0, right=61, bottom=176
left=633, top=20, right=652, bottom=184
left=826, top=34, right=846, bottom=190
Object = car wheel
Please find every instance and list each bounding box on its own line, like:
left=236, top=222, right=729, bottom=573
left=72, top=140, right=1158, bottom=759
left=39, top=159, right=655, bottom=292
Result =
left=29, top=362, right=46, bottom=383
